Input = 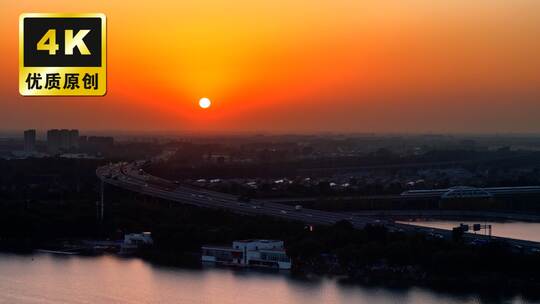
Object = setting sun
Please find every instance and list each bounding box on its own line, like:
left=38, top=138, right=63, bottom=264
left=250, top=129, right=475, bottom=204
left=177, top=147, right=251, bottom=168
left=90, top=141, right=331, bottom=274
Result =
left=199, top=97, right=211, bottom=109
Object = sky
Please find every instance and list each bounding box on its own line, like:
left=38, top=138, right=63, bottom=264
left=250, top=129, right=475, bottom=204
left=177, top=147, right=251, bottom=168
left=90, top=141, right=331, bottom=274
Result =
left=1, top=0, right=540, bottom=134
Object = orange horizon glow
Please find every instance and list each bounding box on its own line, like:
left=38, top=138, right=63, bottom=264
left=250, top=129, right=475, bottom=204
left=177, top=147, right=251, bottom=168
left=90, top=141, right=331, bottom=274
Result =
left=1, top=0, right=540, bottom=134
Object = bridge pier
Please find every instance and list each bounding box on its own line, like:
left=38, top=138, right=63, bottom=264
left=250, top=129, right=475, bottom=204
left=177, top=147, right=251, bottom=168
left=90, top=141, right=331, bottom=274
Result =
left=99, top=180, right=104, bottom=222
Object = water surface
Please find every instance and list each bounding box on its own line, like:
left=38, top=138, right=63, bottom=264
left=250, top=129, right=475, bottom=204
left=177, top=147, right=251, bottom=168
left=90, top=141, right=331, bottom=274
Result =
left=0, top=253, right=534, bottom=304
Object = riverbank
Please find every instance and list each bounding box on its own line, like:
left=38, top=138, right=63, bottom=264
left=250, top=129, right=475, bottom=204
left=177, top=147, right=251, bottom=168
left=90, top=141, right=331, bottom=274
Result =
left=290, top=256, right=540, bottom=300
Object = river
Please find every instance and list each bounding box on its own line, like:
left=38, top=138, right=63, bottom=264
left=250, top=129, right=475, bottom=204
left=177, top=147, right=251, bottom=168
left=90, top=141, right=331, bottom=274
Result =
left=0, top=253, right=535, bottom=304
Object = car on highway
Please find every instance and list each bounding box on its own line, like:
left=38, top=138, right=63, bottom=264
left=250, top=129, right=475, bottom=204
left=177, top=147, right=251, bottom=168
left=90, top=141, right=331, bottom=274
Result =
left=469, top=239, right=489, bottom=246
left=428, top=232, right=444, bottom=239
left=237, top=195, right=251, bottom=203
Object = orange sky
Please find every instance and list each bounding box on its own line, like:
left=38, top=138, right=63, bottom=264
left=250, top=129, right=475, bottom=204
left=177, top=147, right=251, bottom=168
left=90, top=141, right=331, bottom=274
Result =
left=1, top=0, right=540, bottom=134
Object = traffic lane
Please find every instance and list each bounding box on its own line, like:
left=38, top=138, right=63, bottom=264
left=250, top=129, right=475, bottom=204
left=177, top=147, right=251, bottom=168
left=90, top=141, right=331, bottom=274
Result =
left=101, top=176, right=341, bottom=225
left=100, top=167, right=375, bottom=227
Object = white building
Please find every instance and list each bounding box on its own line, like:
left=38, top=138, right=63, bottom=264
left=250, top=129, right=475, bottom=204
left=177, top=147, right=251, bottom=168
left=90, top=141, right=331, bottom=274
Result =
left=120, top=232, right=153, bottom=254
left=202, top=239, right=291, bottom=270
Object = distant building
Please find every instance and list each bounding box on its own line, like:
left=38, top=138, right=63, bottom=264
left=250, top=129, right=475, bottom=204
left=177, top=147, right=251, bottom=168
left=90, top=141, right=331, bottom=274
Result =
left=47, top=129, right=59, bottom=153
left=88, top=136, right=113, bottom=147
left=23, top=129, right=36, bottom=152
left=69, top=129, right=80, bottom=149
left=202, top=239, right=291, bottom=270
left=47, top=129, right=79, bottom=154
left=203, top=153, right=230, bottom=164
left=79, top=136, right=114, bottom=154
left=59, top=153, right=101, bottom=159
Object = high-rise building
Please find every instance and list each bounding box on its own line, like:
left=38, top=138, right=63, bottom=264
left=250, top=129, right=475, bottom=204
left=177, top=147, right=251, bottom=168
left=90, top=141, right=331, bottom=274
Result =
left=24, top=129, right=36, bottom=152
left=47, top=129, right=61, bottom=153
left=47, top=129, right=79, bottom=154
left=69, top=129, right=79, bottom=148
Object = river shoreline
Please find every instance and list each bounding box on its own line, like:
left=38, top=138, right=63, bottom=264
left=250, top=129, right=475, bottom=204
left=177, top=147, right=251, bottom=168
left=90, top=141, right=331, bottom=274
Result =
left=2, top=243, right=539, bottom=303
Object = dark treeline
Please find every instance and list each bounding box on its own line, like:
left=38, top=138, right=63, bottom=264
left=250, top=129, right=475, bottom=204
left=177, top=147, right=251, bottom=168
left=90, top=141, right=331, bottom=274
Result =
left=147, top=148, right=540, bottom=206
left=0, top=184, right=304, bottom=256
left=149, top=147, right=540, bottom=179
left=0, top=158, right=106, bottom=201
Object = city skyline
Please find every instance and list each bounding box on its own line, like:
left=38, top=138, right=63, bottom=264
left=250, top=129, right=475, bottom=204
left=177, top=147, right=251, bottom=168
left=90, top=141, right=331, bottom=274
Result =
left=1, top=1, right=540, bottom=133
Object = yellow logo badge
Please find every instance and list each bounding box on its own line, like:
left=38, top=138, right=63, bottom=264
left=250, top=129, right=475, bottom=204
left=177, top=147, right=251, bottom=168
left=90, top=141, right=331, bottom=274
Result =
left=19, top=13, right=106, bottom=96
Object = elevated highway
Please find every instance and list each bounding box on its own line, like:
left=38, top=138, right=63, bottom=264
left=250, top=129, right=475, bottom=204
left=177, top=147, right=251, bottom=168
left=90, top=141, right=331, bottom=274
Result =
left=97, top=162, right=379, bottom=229
left=97, top=161, right=540, bottom=252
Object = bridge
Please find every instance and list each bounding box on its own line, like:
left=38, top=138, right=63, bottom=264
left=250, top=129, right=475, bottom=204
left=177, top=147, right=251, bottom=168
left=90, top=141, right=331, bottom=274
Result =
left=96, top=162, right=380, bottom=228
left=401, top=186, right=540, bottom=199
left=97, top=161, right=540, bottom=252
left=350, top=210, right=540, bottom=222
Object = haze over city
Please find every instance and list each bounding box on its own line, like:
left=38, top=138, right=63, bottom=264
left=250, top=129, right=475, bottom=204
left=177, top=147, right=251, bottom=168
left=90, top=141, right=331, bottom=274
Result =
left=2, top=0, right=540, bottom=133
left=3, top=1, right=540, bottom=303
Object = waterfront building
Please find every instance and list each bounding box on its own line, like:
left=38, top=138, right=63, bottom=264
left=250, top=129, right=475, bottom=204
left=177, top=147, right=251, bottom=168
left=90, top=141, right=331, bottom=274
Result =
left=120, top=232, right=154, bottom=254
left=202, top=239, right=291, bottom=270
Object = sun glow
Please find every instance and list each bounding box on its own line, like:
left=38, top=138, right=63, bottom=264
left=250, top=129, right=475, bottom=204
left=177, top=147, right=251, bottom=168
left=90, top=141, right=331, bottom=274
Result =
left=199, top=97, right=211, bottom=109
